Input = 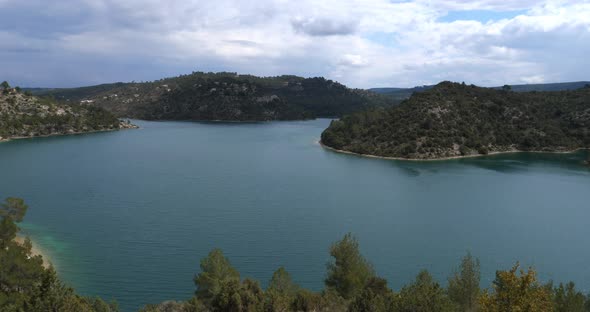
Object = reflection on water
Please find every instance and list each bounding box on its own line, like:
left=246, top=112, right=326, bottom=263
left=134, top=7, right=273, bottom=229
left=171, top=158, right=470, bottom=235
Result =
left=458, top=151, right=589, bottom=174
left=325, top=148, right=589, bottom=177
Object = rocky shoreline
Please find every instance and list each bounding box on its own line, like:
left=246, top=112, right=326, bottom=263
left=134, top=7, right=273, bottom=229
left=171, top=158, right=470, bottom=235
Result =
left=0, top=121, right=138, bottom=143
left=320, top=140, right=588, bottom=162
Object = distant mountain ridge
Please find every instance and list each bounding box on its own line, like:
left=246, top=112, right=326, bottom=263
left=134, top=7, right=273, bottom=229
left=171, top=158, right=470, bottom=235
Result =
left=492, top=81, right=590, bottom=92
left=370, top=81, right=590, bottom=103
left=33, top=72, right=394, bottom=121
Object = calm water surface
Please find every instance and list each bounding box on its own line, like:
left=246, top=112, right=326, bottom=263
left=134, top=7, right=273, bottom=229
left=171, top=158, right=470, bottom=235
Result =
left=1, top=119, right=589, bottom=311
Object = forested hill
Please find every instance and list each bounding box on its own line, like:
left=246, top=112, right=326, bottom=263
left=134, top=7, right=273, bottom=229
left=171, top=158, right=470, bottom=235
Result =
left=321, top=82, right=590, bottom=160
left=34, top=72, right=393, bottom=121
left=0, top=82, right=134, bottom=142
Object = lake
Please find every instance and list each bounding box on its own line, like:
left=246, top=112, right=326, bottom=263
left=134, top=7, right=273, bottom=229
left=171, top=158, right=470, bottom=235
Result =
left=1, top=119, right=589, bottom=311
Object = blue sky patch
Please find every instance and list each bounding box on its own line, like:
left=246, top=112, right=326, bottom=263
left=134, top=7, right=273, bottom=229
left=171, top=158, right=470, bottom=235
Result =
left=439, top=9, right=527, bottom=23
left=365, top=32, right=398, bottom=47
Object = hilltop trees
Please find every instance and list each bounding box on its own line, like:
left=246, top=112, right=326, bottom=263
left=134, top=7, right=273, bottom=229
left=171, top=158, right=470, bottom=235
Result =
left=0, top=82, right=21, bottom=94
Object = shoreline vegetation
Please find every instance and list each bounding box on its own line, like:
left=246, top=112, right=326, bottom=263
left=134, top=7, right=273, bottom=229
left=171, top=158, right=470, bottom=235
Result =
left=320, top=140, right=589, bottom=162
left=14, top=236, right=50, bottom=269
left=4, top=198, right=590, bottom=312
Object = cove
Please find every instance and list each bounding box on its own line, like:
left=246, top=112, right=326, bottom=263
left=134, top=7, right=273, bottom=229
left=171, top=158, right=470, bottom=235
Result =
left=0, top=119, right=589, bottom=311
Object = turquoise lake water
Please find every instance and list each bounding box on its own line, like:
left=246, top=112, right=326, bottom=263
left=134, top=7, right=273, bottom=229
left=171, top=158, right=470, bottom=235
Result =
left=1, top=119, right=589, bottom=311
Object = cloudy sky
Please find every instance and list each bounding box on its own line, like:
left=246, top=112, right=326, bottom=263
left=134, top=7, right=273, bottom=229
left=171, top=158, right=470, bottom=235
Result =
left=0, top=0, right=589, bottom=88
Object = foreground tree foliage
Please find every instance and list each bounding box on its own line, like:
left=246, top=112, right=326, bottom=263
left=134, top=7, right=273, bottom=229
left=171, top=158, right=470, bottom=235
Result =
left=479, top=263, right=553, bottom=312
left=393, top=271, right=455, bottom=312
left=144, top=236, right=590, bottom=312
left=0, top=198, right=28, bottom=222
left=448, top=252, right=480, bottom=312
left=0, top=197, right=118, bottom=311
left=194, top=249, right=241, bottom=305
left=265, top=267, right=299, bottom=312
left=4, top=198, right=590, bottom=311
left=348, top=277, right=394, bottom=312
left=553, top=282, right=587, bottom=312
left=325, top=233, right=375, bottom=299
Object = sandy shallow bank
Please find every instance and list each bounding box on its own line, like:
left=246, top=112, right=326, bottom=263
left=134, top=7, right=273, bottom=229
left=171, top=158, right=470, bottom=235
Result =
left=15, top=236, right=51, bottom=269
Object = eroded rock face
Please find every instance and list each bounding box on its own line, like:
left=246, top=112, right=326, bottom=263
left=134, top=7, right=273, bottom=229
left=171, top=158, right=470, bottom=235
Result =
left=0, top=90, right=135, bottom=140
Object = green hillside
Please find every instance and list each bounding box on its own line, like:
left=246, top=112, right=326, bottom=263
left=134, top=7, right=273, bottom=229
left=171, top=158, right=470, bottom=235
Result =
left=0, top=82, right=134, bottom=141
left=35, top=72, right=393, bottom=121
left=322, top=82, right=590, bottom=159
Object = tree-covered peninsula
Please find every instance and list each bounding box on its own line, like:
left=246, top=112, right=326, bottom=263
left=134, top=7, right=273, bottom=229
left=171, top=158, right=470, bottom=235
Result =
left=321, top=82, right=590, bottom=160
left=33, top=72, right=393, bottom=121
left=3, top=198, right=590, bottom=312
left=0, top=81, right=135, bottom=142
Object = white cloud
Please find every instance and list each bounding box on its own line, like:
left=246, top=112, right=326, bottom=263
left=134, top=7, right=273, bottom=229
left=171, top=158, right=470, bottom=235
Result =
left=0, top=0, right=589, bottom=88
left=520, top=75, right=546, bottom=84
left=338, top=54, right=369, bottom=67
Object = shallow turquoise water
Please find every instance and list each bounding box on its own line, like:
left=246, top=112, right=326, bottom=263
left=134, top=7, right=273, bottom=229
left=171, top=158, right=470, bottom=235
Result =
left=1, top=119, right=589, bottom=311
